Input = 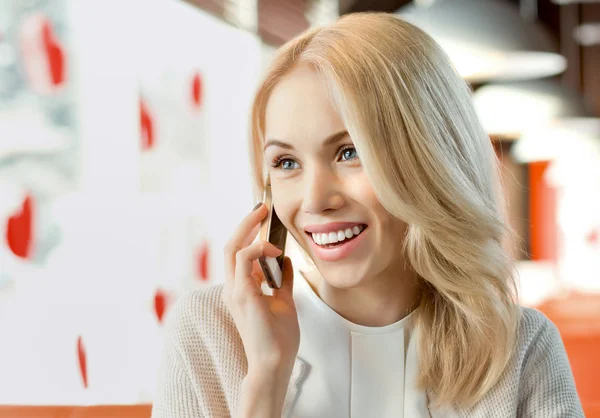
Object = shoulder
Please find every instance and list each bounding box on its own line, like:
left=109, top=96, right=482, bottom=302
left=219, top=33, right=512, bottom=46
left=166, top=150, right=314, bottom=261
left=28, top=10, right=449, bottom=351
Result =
left=516, top=306, right=559, bottom=349
left=450, top=307, right=583, bottom=417
left=512, top=307, right=584, bottom=416
left=168, top=283, right=228, bottom=327
left=163, top=283, right=239, bottom=354
left=512, top=306, right=568, bottom=377
left=515, top=306, right=566, bottom=364
left=518, top=306, right=556, bottom=338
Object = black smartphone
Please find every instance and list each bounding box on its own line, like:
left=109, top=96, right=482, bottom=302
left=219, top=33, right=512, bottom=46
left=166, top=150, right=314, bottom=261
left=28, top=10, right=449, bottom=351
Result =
left=258, top=180, right=288, bottom=289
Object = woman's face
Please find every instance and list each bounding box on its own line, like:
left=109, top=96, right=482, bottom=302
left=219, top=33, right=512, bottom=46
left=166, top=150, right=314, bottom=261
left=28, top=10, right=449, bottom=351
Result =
left=264, top=64, right=409, bottom=289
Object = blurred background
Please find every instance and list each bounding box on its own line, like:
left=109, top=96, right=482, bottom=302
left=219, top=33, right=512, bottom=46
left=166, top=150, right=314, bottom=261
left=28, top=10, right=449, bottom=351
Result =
left=0, top=0, right=598, bottom=416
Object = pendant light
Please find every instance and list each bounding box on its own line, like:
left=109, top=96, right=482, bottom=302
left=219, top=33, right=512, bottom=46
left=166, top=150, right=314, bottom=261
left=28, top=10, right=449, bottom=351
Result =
left=473, top=79, right=592, bottom=140
left=395, top=0, right=567, bottom=82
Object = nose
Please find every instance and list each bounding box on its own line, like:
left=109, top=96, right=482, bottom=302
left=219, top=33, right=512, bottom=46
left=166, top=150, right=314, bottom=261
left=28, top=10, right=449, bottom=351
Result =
left=301, top=166, right=344, bottom=214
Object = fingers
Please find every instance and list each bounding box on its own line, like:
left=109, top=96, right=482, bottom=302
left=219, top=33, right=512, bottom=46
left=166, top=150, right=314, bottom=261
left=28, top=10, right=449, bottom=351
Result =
left=250, top=260, right=265, bottom=287
left=235, top=241, right=282, bottom=288
left=226, top=240, right=282, bottom=306
left=274, top=256, right=294, bottom=297
left=224, top=203, right=266, bottom=284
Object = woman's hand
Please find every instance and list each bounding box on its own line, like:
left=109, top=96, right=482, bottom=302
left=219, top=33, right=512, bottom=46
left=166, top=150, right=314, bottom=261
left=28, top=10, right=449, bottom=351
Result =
left=223, top=203, right=300, bottom=416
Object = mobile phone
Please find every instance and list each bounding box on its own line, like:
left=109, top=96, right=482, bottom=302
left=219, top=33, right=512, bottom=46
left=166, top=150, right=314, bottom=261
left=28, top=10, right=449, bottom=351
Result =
left=258, top=180, right=287, bottom=289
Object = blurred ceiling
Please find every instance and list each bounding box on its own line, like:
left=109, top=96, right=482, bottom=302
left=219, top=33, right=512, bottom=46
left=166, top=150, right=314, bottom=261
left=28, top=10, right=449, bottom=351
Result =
left=339, top=0, right=411, bottom=14
left=183, top=0, right=600, bottom=115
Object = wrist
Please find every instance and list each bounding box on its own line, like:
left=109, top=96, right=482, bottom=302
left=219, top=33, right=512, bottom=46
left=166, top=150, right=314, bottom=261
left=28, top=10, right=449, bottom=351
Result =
left=247, top=361, right=293, bottom=384
left=239, top=370, right=291, bottom=418
left=242, top=369, right=290, bottom=400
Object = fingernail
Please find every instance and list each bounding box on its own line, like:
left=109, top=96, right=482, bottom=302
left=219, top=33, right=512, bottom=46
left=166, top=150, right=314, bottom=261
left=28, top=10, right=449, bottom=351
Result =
left=252, top=203, right=262, bottom=212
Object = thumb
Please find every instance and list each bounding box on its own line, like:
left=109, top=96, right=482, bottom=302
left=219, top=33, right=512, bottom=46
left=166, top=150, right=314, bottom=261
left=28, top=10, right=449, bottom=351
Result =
left=277, top=256, right=294, bottom=295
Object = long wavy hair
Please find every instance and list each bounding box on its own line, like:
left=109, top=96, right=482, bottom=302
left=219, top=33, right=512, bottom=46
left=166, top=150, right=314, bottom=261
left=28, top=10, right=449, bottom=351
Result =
left=248, top=12, right=520, bottom=408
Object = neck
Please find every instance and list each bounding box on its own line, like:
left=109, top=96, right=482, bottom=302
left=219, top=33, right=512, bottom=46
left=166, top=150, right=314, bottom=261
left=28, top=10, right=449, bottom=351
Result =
left=302, top=264, right=419, bottom=327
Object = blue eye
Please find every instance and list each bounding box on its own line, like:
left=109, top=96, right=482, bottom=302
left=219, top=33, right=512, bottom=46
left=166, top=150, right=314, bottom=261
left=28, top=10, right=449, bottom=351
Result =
left=281, top=159, right=299, bottom=170
left=271, top=156, right=300, bottom=170
left=340, top=147, right=358, bottom=161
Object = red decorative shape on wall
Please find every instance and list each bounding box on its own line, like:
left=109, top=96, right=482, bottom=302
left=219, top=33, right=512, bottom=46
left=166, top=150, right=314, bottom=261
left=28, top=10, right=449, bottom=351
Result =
left=191, top=72, right=203, bottom=109
left=154, top=289, right=167, bottom=324
left=587, top=230, right=599, bottom=245
left=41, top=19, right=65, bottom=87
left=20, top=15, right=66, bottom=93
left=77, top=336, right=88, bottom=389
left=6, top=195, right=33, bottom=259
left=197, top=242, right=209, bottom=281
left=140, top=99, right=154, bottom=150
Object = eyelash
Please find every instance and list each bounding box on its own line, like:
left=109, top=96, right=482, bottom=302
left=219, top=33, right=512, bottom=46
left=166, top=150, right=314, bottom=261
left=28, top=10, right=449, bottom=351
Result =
left=270, top=144, right=358, bottom=169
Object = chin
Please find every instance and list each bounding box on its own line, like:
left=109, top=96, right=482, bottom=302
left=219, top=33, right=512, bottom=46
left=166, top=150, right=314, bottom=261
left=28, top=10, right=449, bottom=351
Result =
left=315, top=263, right=370, bottom=289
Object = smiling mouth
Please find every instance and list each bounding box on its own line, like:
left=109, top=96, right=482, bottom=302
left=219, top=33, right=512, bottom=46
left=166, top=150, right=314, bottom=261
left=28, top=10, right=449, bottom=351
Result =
left=306, top=224, right=367, bottom=248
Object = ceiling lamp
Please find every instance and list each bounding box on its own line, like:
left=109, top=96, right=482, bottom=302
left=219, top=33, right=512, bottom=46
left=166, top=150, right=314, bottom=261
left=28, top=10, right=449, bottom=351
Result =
left=395, top=0, right=567, bottom=82
left=552, top=0, right=600, bottom=4
left=472, top=79, right=592, bottom=140
left=512, top=118, right=600, bottom=164
left=573, top=23, right=600, bottom=47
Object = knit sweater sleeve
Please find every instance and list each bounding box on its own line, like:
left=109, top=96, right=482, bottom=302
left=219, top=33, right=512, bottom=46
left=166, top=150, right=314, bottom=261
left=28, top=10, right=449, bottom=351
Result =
left=151, top=291, right=205, bottom=418
left=517, top=309, right=584, bottom=417
left=151, top=284, right=247, bottom=417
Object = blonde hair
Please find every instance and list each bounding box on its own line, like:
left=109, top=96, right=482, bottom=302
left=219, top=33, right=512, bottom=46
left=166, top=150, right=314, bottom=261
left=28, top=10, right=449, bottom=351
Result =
left=249, top=12, right=520, bottom=408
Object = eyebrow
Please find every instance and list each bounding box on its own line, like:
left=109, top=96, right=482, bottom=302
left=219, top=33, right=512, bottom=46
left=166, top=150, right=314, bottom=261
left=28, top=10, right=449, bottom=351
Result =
left=263, top=130, right=349, bottom=151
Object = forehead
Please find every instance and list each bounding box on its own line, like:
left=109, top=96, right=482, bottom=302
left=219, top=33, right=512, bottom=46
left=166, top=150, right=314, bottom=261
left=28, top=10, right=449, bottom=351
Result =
left=264, top=64, right=345, bottom=143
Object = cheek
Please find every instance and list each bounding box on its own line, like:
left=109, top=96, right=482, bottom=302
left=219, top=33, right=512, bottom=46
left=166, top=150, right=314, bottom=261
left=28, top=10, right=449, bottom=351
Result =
left=352, top=178, right=403, bottom=235
left=346, top=171, right=375, bottom=198
left=378, top=212, right=409, bottom=252
left=350, top=176, right=382, bottom=216
left=272, top=186, right=300, bottom=232
left=375, top=203, right=406, bottom=236
left=274, top=201, right=295, bottom=228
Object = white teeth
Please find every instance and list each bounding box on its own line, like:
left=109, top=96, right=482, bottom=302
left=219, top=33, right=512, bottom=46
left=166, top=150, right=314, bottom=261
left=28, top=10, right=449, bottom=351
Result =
left=310, top=225, right=365, bottom=246
left=312, top=233, right=321, bottom=245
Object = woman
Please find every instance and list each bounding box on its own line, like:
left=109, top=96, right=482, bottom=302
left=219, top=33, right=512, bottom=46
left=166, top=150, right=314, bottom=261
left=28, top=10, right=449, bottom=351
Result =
left=151, top=13, right=583, bottom=418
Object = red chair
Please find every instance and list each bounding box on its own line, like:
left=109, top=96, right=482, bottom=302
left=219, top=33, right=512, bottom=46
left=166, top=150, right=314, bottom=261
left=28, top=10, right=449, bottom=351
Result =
left=585, top=404, right=600, bottom=418
left=0, top=405, right=152, bottom=418
left=536, top=291, right=600, bottom=418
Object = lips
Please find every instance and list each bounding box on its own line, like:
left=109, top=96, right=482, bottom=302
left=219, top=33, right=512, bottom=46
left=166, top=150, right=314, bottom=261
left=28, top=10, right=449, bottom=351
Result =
left=306, top=225, right=368, bottom=262
left=299, top=220, right=369, bottom=262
